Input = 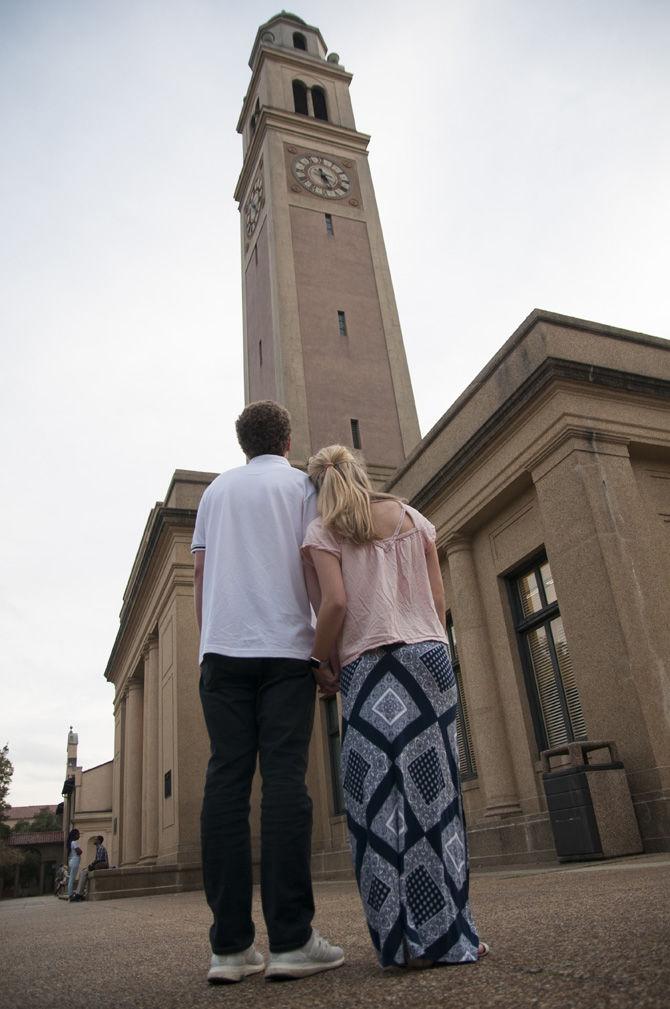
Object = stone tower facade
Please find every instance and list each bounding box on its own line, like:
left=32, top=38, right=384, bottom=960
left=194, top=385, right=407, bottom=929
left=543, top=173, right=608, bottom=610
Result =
left=234, top=12, right=420, bottom=481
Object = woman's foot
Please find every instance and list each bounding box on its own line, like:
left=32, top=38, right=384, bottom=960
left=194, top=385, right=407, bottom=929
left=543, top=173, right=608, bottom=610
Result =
left=477, top=942, right=491, bottom=959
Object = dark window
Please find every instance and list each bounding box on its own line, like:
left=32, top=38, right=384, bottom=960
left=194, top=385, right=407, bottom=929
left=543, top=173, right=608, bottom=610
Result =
left=293, top=31, right=307, bottom=51
left=253, top=244, right=258, bottom=266
left=164, top=770, right=172, bottom=799
left=324, top=696, right=345, bottom=814
left=337, top=310, right=347, bottom=336
left=292, top=80, right=308, bottom=116
left=350, top=419, right=361, bottom=449
left=325, top=213, right=334, bottom=236
left=509, top=556, right=586, bottom=752
left=446, top=614, right=477, bottom=780
left=250, top=98, right=260, bottom=136
left=67, top=756, right=76, bottom=767
left=259, top=340, right=263, bottom=366
left=113, top=817, right=117, bottom=836
left=312, top=86, right=328, bottom=121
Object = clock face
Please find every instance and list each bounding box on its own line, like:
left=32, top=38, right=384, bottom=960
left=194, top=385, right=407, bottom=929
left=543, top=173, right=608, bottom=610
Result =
left=244, top=174, right=264, bottom=236
left=292, top=154, right=351, bottom=199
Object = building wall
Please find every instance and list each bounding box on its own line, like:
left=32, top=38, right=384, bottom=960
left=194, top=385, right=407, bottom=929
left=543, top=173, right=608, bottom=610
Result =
left=388, top=312, right=670, bottom=862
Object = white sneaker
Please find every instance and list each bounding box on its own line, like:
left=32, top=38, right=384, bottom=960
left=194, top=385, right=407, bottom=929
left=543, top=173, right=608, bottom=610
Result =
left=265, top=929, right=345, bottom=980
left=207, top=945, right=265, bottom=983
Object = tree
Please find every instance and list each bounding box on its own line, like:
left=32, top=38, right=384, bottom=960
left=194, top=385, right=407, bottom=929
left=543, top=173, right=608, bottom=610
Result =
left=0, top=743, right=12, bottom=824
left=13, top=807, right=62, bottom=833
left=0, top=745, right=21, bottom=896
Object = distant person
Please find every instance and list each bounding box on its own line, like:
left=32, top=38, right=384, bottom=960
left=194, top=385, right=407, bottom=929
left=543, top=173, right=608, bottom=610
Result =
left=72, top=835, right=108, bottom=901
left=67, top=828, right=82, bottom=901
left=192, top=400, right=344, bottom=984
left=302, top=445, right=490, bottom=968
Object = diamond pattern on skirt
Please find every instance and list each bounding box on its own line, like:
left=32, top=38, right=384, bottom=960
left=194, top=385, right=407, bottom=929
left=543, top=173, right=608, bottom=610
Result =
left=343, top=748, right=371, bottom=803
left=408, top=746, right=446, bottom=804
left=406, top=865, right=447, bottom=926
left=340, top=657, right=361, bottom=697
left=367, top=875, right=391, bottom=912
left=419, top=645, right=455, bottom=692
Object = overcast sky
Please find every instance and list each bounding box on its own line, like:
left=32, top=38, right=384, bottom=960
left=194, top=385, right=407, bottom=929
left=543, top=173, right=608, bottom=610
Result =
left=2, top=0, right=669, bottom=806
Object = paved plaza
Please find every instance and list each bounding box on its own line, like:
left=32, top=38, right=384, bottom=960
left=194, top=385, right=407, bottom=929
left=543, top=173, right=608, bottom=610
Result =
left=1, top=855, right=668, bottom=1009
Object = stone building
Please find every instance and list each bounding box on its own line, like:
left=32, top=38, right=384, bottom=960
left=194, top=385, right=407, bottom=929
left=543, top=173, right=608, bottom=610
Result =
left=92, top=14, right=669, bottom=898
left=387, top=310, right=670, bottom=863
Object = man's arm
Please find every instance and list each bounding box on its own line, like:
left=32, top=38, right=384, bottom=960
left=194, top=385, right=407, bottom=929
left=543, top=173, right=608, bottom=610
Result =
left=193, top=550, right=205, bottom=634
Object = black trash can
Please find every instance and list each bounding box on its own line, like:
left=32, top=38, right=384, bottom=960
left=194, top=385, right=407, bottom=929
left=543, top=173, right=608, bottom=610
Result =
left=541, top=740, right=643, bottom=862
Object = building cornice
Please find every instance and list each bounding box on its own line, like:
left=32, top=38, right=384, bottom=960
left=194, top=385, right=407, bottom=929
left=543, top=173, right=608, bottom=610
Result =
left=104, top=507, right=196, bottom=682
left=388, top=310, right=670, bottom=494
left=401, top=356, right=670, bottom=514
left=237, top=44, right=351, bottom=134
left=234, top=109, right=370, bottom=203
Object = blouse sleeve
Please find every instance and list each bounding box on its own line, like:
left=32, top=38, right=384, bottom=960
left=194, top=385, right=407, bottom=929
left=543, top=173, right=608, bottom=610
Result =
left=301, top=518, right=342, bottom=562
left=408, top=506, right=437, bottom=553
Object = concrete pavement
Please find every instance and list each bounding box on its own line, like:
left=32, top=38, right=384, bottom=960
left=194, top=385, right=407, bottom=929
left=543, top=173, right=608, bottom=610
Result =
left=1, top=854, right=668, bottom=1009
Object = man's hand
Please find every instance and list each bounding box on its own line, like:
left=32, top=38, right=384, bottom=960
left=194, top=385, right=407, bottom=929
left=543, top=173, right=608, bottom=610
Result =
left=313, top=664, right=340, bottom=698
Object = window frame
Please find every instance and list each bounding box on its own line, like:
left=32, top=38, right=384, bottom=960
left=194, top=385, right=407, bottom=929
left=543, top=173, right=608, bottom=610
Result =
left=507, top=553, right=581, bottom=754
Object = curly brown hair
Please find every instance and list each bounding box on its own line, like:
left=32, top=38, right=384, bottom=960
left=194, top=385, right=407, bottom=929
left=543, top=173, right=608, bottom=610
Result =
left=235, top=400, right=291, bottom=458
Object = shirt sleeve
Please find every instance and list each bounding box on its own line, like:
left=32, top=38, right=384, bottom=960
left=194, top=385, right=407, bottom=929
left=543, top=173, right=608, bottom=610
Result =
left=301, top=518, right=342, bottom=561
left=191, top=488, right=208, bottom=553
left=302, top=482, right=318, bottom=540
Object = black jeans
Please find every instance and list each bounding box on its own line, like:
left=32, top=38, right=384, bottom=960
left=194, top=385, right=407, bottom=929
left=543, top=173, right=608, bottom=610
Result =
left=199, top=653, right=316, bottom=954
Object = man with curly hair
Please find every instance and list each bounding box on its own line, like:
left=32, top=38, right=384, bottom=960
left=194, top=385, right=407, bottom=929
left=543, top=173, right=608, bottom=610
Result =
left=192, top=399, right=343, bottom=984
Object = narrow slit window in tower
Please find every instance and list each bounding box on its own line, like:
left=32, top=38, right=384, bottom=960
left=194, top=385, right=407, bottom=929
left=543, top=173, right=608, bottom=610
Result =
left=312, top=86, right=328, bottom=121
left=259, top=340, right=263, bottom=367
left=338, top=310, right=347, bottom=336
left=292, top=80, right=308, bottom=116
left=250, top=97, right=260, bottom=136
left=293, top=32, right=307, bottom=50
left=325, top=213, right=334, bottom=236
left=351, top=419, right=361, bottom=449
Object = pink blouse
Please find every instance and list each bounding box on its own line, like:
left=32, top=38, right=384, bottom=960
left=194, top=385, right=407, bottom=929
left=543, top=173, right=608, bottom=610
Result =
left=302, top=503, right=448, bottom=667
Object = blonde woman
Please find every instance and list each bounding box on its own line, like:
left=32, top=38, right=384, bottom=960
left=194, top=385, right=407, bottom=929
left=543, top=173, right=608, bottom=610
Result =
left=302, top=445, right=488, bottom=969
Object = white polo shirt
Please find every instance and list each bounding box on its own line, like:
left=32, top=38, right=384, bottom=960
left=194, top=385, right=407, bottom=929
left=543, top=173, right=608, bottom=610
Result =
left=191, top=455, right=317, bottom=663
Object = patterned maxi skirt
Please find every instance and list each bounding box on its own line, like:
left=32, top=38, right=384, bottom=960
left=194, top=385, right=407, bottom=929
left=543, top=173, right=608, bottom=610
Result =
left=340, top=640, right=480, bottom=967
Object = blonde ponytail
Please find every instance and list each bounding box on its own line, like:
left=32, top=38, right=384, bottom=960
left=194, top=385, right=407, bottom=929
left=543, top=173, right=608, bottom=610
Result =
left=307, top=445, right=401, bottom=544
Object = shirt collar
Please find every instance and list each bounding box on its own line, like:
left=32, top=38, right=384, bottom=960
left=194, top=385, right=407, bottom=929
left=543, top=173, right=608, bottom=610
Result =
left=248, top=454, right=290, bottom=467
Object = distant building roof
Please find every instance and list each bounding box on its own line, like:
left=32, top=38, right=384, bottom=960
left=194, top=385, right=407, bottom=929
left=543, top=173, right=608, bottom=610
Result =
left=9, top=831, right=64, bottom=846
left=6, top=804, right=57, bottom=821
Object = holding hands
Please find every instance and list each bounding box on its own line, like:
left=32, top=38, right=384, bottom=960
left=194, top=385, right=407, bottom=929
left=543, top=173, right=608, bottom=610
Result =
left=310, top=657, right=340, bottom=697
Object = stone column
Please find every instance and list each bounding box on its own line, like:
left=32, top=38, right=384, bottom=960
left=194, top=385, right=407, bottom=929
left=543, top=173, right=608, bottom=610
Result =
left=121, top=678, right=144, bottom=866
left=446, top=535, right=521, bottom=817
left=140, top=632, right=160, bottom=864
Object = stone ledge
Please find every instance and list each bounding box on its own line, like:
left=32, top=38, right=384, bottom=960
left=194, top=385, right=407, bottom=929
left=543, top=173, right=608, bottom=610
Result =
left=89, top=863, right=202, bottom=901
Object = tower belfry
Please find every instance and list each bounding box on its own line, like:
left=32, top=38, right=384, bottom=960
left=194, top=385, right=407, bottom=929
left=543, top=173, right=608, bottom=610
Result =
left=235, top=12, right=420, bottom=480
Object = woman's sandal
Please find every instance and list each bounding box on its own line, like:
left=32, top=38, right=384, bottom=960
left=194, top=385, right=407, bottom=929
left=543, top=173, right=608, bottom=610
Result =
left=477, top=942, right=491, bottom=959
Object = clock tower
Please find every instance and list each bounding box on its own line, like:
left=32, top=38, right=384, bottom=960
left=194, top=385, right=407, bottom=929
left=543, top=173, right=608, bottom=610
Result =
left=235, top=13, right=420, bottom=481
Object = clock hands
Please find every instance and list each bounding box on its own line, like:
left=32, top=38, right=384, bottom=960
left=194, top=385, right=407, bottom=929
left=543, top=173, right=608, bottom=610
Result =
left=317, top=167, right=336, bottom=187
